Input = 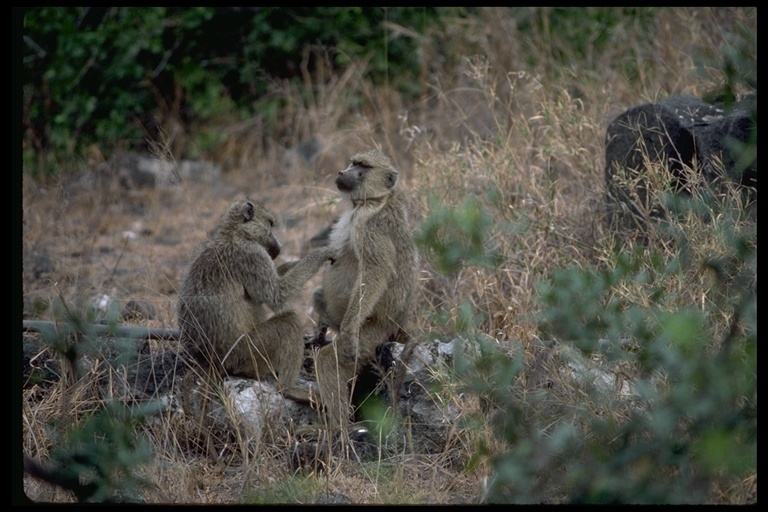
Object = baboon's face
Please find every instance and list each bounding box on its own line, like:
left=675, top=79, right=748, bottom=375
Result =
left=335, top=164, right=363, bottom=193
left=336, top=150, right=398, bottom=201
left=229, top=200, right=282, bottom=260
left=263, top=231, right=282, bottom=260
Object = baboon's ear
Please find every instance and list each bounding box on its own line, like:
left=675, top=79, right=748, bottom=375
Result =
left=243, top=201, right=255, bottom=222
left=386, top=170, right=399, bottom=188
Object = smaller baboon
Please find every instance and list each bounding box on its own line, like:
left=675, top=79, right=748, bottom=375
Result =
left=309, top=149, right=417, bottom=430
left=178, top=199, right=334, bottom=404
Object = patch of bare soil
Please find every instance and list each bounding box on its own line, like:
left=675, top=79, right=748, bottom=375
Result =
left=22, top=163, right=342, bottom=332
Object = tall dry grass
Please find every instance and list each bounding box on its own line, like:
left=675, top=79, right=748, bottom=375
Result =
left=21, top=7, right=755, bottom=504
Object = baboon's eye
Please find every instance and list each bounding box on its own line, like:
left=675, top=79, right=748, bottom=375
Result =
left=352, top=159, right=372, bottom=169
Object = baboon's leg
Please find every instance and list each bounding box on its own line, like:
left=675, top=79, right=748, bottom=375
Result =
left=312, top=286, right=326, bottom=312
left=180, top=364, right=226, bottom=459
left=388, top=328, right=416, bottom=410
left=305, top=287, right=332, bottom=347
left=223, top=311, right=311, bottom=402
left=315, top=321, right=392, bottom=430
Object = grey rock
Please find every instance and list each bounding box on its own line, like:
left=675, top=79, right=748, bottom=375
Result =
left=315, top=491, right=352, bottom=504
left=282, top=136, right=325, bottom=169
left=101, top=152, right=223, bottom=190
left=23, top=247, right=55, bottom=281
left=120, top=300, right=158, bottom=322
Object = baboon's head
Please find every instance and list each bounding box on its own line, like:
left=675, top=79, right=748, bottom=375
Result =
left=336, top=149, right=399, bottom=203
left=224, top=200, right=282, bottom=259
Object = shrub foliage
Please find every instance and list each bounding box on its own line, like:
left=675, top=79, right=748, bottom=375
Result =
left=22, top=7, right=441, bottom=175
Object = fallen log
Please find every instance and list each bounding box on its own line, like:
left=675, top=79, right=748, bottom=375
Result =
left=22, top=320, right=180, bottom=341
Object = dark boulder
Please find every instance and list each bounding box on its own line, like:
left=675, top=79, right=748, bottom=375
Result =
left=605, top=93, right=756, bottom=232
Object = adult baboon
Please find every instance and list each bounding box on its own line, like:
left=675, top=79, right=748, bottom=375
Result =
left=309, top=149, right=417, bottom=429
left=178, top=199, right=334, bottom=403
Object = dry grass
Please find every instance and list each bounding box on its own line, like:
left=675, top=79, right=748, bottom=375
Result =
left=21, top=7, right=755, bottom=504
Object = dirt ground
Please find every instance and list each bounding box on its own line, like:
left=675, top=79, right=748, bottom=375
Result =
left=21, top=160, right=346, bottom=333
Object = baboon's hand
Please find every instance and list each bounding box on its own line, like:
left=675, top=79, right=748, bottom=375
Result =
left=276, top=260, right=299, bottom=276
left=315, top=246, right=337, bottom=264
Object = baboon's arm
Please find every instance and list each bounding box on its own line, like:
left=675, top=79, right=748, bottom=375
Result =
left=276, top=260, right=299, bottom=276
left=241, top=247, right=332, bottom=314
left=275, top=247, right=334, bottom=310
left=340, top=238, right=396, bottom=334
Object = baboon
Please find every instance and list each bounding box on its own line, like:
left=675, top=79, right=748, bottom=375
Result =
left=309, top=149, right=417, bottom=430
left=178, top=199, right=334, bottom=404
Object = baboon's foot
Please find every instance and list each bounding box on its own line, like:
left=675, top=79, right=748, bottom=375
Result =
left=303, top=331, right=334, bottom=348
left=282, top=383, right=321, bottom=406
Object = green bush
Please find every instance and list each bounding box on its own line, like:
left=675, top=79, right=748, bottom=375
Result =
left=412, top=128, right=756, bottom=502
left=440, top=188, right=756, bottom=503
left=41, top=401, right=157, bottom=503
left=24, top=301, right=162, bottom=503
left=22, top=7, right=442, bottom=177
left=511, top=7, right=656, bottom=77
left=415, top=194, right=504, bottom=276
